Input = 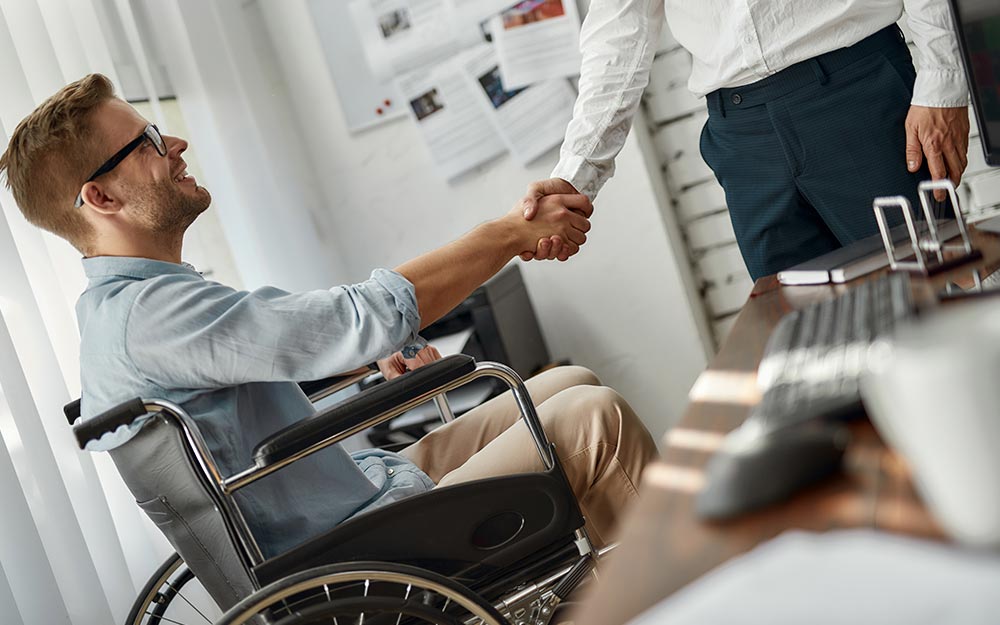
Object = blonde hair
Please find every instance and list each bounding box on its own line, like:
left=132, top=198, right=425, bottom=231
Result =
left=0, top=73, right=117, bottom=253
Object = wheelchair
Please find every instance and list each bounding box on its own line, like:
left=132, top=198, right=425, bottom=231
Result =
left=67, top=355, right=613, bottom=625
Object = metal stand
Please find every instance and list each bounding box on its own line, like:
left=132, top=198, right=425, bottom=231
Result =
left=873, top=179, right=981, bottom=274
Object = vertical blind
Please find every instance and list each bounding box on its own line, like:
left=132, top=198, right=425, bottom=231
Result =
left=0, top=0, right=177, bottom=621
left=0, top=1, right=344, bottom=623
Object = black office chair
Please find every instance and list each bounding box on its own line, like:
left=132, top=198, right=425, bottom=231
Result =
left=68, top=355, right=605, bottom=625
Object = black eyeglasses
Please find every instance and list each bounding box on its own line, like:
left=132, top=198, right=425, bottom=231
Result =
left=74, top=124, right=167, bottom=208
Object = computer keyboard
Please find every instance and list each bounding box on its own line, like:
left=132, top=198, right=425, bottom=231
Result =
left=696, top=272, right=917, bottom=520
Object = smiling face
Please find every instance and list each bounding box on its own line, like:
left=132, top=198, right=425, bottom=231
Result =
left=83, top=98, right=211, bottom=235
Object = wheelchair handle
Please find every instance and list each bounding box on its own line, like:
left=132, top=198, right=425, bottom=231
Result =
left=72, top=397, right=148, bottom=449
left=63, top=398, right=82, bottom=426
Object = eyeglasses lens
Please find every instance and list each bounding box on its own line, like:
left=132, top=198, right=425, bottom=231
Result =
left=147, top=125, right=167, bottom=156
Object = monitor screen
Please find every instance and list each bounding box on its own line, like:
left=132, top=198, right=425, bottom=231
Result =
left=951, top=0, right=1000, bottom=166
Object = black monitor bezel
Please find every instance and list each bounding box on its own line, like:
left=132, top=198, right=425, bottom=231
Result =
left=948, top=0, right=1000, bottom=166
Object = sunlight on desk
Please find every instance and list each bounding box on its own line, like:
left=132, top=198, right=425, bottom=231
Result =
left=665, top=428, right=726, bottom=453
left=687, top=370, right=761, bottom=405
left=643, top=462, right=705, bottom=494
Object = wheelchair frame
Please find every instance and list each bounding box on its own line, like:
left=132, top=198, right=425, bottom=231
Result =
left=72, top=356, right=606, bottom=624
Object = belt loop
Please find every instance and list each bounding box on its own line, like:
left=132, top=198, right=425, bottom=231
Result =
left=716, top=90, right=727, bottom=118
left=810, top=59, right=829, bottom=86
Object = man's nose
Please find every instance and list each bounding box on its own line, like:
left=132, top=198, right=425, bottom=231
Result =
left=164, top=134, right=188, bottom=156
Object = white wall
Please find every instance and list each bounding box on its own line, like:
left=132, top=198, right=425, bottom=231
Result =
left=256, top=0, right=709, bottom=437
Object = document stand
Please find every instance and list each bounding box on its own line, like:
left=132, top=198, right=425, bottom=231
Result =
left=873, top=179, right=981, bottom=275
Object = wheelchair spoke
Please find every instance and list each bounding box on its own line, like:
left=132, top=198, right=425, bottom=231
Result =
left=164, top=581, right=213, bottom=623
left=358, top=578, right=370, bottom=625
left=143, top=612, right=193, bottom=625
left=396, top=584, right=412, bottom=625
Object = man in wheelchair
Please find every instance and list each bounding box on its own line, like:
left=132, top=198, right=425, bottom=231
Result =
left=1, top=74, right=657, bottom=615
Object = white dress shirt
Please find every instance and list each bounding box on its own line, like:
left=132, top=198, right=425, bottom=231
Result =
left=551, top=0, right=971, bottom=200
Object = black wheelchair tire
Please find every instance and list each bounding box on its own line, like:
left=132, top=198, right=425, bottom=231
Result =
left=125, top=552, right=201, bottom=625
left=217, top=561, right=507, bottom=625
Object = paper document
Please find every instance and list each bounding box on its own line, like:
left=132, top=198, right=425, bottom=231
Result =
left=628, top=530, right=1000, bottom=625
left=396, top=56, right=507, bottom=181
left=489, top=0, right=582, bottom=89
left=427, top=328, right=474, bottom=356
left=350, top=0, right=462, bottom=81
left=445, top=0, right=511, bottom=45
left=461, top=44, right=575, bottom=165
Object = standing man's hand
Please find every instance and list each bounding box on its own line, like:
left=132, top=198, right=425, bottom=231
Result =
left=905, top=105, right=970, bottom=201
left=504, top=192, right=592, bottom=260
left=518, top=178, right=593, bottom=262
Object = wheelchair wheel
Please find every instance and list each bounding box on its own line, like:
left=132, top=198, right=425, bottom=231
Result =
left=126, top=552, right=222, bottom=625
left=218, top=561, right=507, bottom=625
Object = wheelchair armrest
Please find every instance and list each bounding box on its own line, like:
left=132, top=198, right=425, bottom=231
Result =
left=252, top=354, right=475, bottom=467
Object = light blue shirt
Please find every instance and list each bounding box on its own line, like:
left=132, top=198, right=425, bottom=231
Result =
left=76, top=256, right=435, bottom=558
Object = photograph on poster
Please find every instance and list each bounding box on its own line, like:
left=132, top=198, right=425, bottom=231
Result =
left=378, top=8, right=412, bottom=38
left=477, top=66, right=525, bottom=108
left=501, top=0, right=565, bottom=29
left=410, top=88, right=445, bottom=120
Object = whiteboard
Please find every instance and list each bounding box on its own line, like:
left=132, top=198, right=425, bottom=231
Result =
left=307, top=0, right=406, bottom=133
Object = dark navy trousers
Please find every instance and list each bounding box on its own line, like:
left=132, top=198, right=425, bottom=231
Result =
left=699, top=26, right=935, bottom=281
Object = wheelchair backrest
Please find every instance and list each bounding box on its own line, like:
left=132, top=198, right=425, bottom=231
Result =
left=109, top=416, right=255, bottom=611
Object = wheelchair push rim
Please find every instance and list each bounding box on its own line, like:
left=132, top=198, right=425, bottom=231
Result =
left=217, top=561, right=507, bottom=625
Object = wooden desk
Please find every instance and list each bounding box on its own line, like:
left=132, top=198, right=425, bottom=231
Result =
left=573, top=229, right=1000, bottom=625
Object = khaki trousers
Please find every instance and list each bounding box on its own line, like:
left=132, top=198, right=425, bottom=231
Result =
left=401, top=366, right=658, bottom=547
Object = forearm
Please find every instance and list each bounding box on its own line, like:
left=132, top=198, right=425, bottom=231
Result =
left=395, top=219, right=520, bottom=328
left=903, top=0, right=969, bottom=107
left=551, top=0, right=664, bottom=200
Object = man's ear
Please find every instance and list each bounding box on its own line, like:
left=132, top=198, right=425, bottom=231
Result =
left=80, top=181, right=122, bottom=215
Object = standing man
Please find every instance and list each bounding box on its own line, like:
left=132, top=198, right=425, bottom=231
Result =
left=521, top=1, right=971, bottom=280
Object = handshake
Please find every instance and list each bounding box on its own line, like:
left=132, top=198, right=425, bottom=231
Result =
left=499, top=177, right=593, bottom=263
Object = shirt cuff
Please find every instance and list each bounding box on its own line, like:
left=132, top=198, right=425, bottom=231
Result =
left=370, top=268, right=422, bottom=345
left=551, top=154, right=608, bottom=202
left=911, top=69, right=970, bottom=108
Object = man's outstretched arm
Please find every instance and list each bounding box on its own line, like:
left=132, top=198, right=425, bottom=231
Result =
left=124, top=196, right=588, bottom=389
left=396, top=193, right=591, bottom=328
left=520, top=0, right=665, bottom=261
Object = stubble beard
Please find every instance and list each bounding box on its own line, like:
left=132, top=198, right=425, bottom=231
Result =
left=131, top=177, right=212, bottom=235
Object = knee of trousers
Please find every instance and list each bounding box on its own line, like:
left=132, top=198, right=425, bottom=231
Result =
left=542, top=385, right=627, bottom=445
left=536, top=364, right=601, bottom=389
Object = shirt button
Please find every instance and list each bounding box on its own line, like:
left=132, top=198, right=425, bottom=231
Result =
left=387, top=468, right=395, bottom=476
left=731, top=93, right=743, bottom=105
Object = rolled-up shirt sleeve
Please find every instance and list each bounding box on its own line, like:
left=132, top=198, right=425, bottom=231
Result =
left=903, top=0, right=970, bottom=107
left=550, top=0, right=664, bottom=200
left=126, top=268, right=422, bottom=389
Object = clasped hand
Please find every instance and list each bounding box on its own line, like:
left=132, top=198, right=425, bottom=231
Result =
left=514, top=178, right=593, bottom=262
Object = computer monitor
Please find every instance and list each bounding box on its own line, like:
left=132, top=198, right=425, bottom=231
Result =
left=950, top=0, right=1000, bottom=166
